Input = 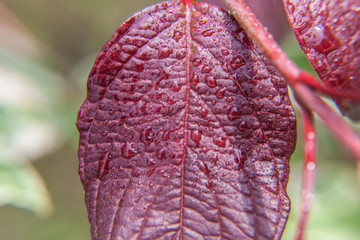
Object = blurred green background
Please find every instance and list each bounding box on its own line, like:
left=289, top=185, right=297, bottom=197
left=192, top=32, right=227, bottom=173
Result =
left=0, top=0, right=359, bottom=239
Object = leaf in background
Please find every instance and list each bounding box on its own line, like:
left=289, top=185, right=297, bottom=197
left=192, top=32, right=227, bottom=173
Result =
left=283, top=0, right=360, bottom=120
left=0, top=1, right=66, bottom=160
left=76, top=0, right=296, bottom=239
left=0, top=145, right=52, bottom=217
left=0, top=3, right=67, bottom=215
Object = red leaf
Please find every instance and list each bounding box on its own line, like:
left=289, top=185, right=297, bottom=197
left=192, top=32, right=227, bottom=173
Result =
left=76, top=1, right=296, bottom=239
left=283, top=0, right=360, bottom=120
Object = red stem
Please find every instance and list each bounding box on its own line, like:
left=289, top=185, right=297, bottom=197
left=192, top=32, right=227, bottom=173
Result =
left=295, top=104, right=317, bottom=240
left=293, top=83, right=360, bottom=161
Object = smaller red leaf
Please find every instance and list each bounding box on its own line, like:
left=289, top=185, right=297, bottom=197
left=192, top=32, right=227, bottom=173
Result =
left=284, top=0, right=360, bottom=120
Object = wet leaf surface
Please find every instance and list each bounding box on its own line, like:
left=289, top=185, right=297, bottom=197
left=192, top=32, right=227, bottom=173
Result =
left=76, top=0, right=296, bottom=239
left=284, top=0, right=360, bottom=120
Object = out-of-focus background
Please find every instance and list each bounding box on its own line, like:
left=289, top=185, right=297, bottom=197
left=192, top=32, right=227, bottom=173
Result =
left=0, top=0, right=359, bottom=239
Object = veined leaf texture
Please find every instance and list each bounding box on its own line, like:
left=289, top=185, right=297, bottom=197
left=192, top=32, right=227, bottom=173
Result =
left=76, top=0, right=297, bottom=239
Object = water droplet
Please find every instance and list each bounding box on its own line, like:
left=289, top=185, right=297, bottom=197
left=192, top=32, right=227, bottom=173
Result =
left=173, top=30, right=183, bottom=42
left=230, top=56, right=246, bottom=70
left=213, top=136, right=226, bottom=147
left=121, top=142, right=137, bottom=158
left=225, top=161, right=231, bottom=168
left=132, top=169, right=141, bottom=177
left=307, top=162, right=316, bottom=171
left=234, top=151, right=240, bottom=164
left=227, top=107, right=241, bottom=121
left=333, top=57, right=343, bottom=66
left=201, top=65, right=212, bottom=73
left=286, top=2, right=295, bottom=14
left=234, top=149, right=245, bottom=170
left=148, top=158, right=156, bottom=166
left=238, top=120, right=247, bottom=130
left=221, top=49, right=230, bottom=56
left=316, top=59, right=326, bottom=71
left=204, top=179, right=213, bottom=189
left=226, top=97, right=233, bottom=102
left=307, top=132, right=316, bottom=140
left=191, top=74, right=199, bottom=86
left=213, top=153, right=219, bottom=165
left=144, top=128, right=154, bottom=141
left=191, top=130, right=202, bottom=146
left=198, top=161, right=210, bottom=177
left=205, top=75, right=216, bottom=87
left=313, top=26, right=340, bottom=54
left=295, top=21, right=309, bottom=34
left=200, top=147, right=210, bottom=154
left=172, top=86, right=181, bottom=92
left=199, top=107, right=208, bottom=117
left=192, top=58, right=201, bottom=67
left=202, top=29, right=215, bottom=37
left=216, top=88, right=226, bottom=98
left=198, top=20, right=206, bottom=25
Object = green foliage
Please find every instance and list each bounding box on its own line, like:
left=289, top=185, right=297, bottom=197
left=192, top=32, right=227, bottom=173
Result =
left=0, top=48, right=64, bottom=216
left=0, top=146, right=52, bottom=216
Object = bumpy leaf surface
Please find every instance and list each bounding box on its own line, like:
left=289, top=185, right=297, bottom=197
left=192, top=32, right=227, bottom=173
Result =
left=76, top=0, right=296, bottom=239
left=283, top=0, right=360, bottom=120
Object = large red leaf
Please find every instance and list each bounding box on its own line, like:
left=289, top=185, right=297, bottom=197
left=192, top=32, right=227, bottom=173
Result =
left=283, top=0, right=360, bottom=120
left=76, top=0, right=296, bottom=239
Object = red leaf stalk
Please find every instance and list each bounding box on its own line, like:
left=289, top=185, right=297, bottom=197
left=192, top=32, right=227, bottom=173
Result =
left=293, top=84, right=360, bottom=161
left=296, top=105, right=317, bottom=240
